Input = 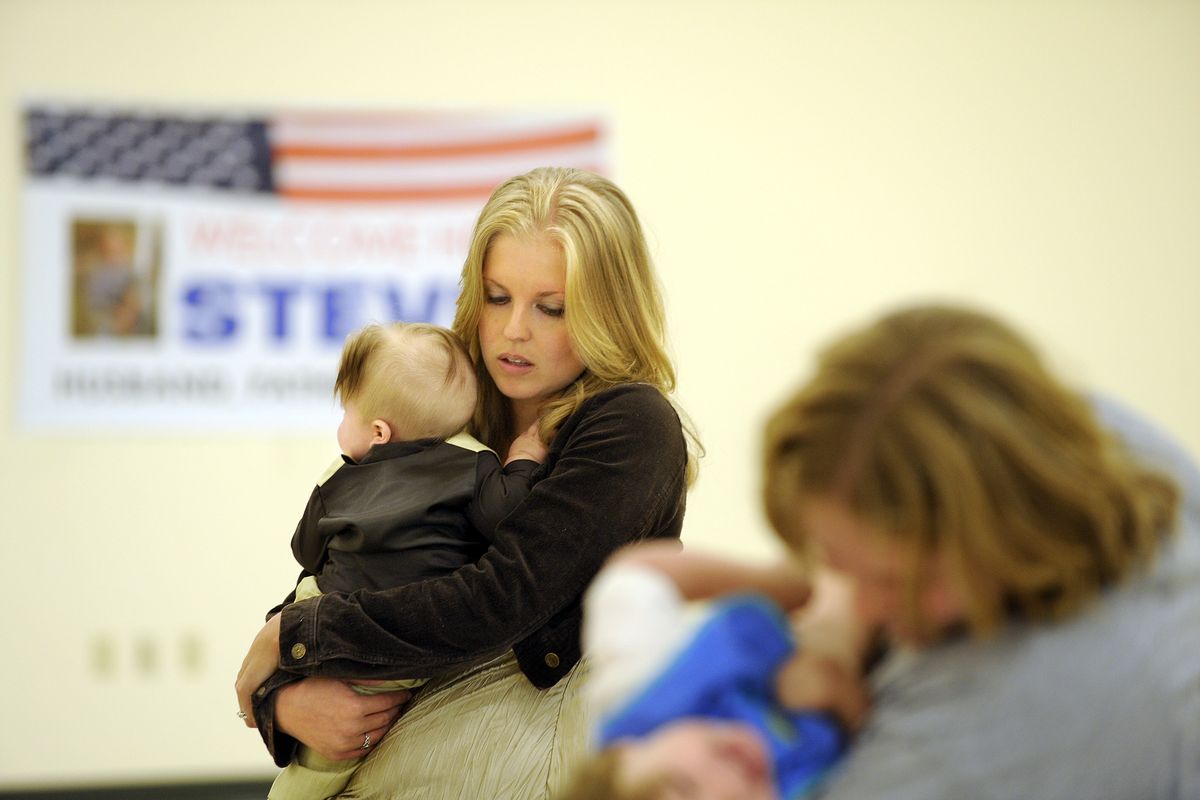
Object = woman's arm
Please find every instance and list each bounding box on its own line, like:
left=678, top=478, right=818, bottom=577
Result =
left=279, top=385, right=686, bottom=675
left=237, top=384, right=687, bottom=757
left=605, top=539, right=812, bottom=609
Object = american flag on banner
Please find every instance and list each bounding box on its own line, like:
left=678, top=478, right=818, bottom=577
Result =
left=24, top=106, right=609, bottom=203
left=19, top=102, right=613, bottom=433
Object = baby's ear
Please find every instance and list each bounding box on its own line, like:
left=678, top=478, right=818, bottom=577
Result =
left=371, top=419, right=392, bottom=444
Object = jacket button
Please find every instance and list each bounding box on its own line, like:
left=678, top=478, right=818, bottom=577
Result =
left=543, top=652, right=560, bottom=668
left=290, top=643, right=307, bottom=660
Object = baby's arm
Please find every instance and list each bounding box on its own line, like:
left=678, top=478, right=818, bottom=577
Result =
left=774, top=569, right=873, bottom=732
left=467, top=440, right=542, bottom=539
left=505, top=421, right=548, bottom=465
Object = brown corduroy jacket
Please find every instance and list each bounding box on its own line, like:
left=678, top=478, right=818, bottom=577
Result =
left=252, top=382, right=689, bottom=766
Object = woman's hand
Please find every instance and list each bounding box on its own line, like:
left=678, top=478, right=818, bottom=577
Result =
left=235, top=612, right=283, bottom=726
left=277, top=678, right=410, bottom=761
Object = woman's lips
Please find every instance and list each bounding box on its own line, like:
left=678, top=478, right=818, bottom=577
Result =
left=497, top=352, right=534, bottom=374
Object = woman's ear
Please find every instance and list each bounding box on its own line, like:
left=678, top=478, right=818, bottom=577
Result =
left=371, top=419, right=392, bottom=444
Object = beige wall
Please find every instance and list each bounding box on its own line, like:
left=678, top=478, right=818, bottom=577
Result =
left=3, top=0, right=1198, bottom=787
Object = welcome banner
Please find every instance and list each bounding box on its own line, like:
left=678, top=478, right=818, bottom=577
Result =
left=18, top=104, right=609, bottom=432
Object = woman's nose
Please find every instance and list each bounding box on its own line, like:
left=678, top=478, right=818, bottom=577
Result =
left=503, top=306, right=531, bottom=341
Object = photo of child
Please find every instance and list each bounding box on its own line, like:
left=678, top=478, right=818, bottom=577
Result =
left=70, top=218, right=158, bottom=339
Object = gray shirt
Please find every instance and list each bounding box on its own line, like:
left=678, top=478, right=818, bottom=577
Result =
left=817, top=397, right=1200, bottom=800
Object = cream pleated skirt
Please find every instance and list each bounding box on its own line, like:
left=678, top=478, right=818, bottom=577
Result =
left=335, top=652, right=590, bottom=800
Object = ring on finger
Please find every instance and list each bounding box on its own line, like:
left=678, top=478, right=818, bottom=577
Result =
left=361, top=733, right=372, bottom=750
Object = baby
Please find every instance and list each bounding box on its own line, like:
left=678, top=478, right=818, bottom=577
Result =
left=560, top=544, right=846, bottom=800
left=268, top=321, right=545, bottom=800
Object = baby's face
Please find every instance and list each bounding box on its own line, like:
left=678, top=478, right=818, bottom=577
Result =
left=337, top=399, right=378, bottom=462
left=617, top=719, right=776, bottom=800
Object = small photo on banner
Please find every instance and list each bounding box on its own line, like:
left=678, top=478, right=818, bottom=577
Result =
left=18, top=103, right=611, bottom=433
left=70, top=217, right=161, bottom=339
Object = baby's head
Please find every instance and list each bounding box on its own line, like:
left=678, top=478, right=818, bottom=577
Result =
left=560, top=720, right=776, bottom=800
left=333, top=322, right=477, bottom=461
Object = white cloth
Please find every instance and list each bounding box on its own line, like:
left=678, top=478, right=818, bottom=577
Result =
left=581, top=564, right=702, bottom=729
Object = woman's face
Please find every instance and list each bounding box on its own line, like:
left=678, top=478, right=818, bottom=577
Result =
left=801, top=496, right=970, bottom=645
left=478, top=232, right=585, bottom=426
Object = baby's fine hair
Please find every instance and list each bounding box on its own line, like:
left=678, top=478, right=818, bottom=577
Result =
left=334, top=322, right=476, bottom=442
left=763, top=304, right=1179, bottom=636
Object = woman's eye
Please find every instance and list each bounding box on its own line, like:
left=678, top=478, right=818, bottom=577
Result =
left=485, top=294, right=509, bottom=306
left=538, top=305, right=565, bottom=318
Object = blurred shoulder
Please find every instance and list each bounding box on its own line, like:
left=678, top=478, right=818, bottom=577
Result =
left=1090, top=393, right=1200, bottom=501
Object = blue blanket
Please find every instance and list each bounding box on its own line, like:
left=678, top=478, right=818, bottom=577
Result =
left=599, top=596, right=846, bottom=798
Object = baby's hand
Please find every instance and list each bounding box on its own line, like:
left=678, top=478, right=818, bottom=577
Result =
left=774, top=650, right=870, bottom=733
left=506, top=422, right=548, bottom=465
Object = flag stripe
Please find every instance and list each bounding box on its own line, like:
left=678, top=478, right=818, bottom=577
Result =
left=273, top=125, right=602, bottom=160
left=274, top=143, right=605, bottom=188
left=278, top=183, right=507, bottom=203
left=270, top=113, right=596, bottom=146
left=278, top=164, right=606, bottom=203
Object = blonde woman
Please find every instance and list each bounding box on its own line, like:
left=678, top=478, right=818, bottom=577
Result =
left=763, top=305, right=1198, bottom=799
left=236, top=168, right=698, bottom=799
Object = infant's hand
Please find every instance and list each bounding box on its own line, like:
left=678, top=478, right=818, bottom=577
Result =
left=506, top=422, right=548, bottom=465
left=774, top=651, right=870, bottom=733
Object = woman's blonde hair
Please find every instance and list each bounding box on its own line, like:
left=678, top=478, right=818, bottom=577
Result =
left=334, top=322, right=476, bottom=441
left=453, top=167, right=700, bottom=482
left=763, top=304, right=1178, bottom=635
